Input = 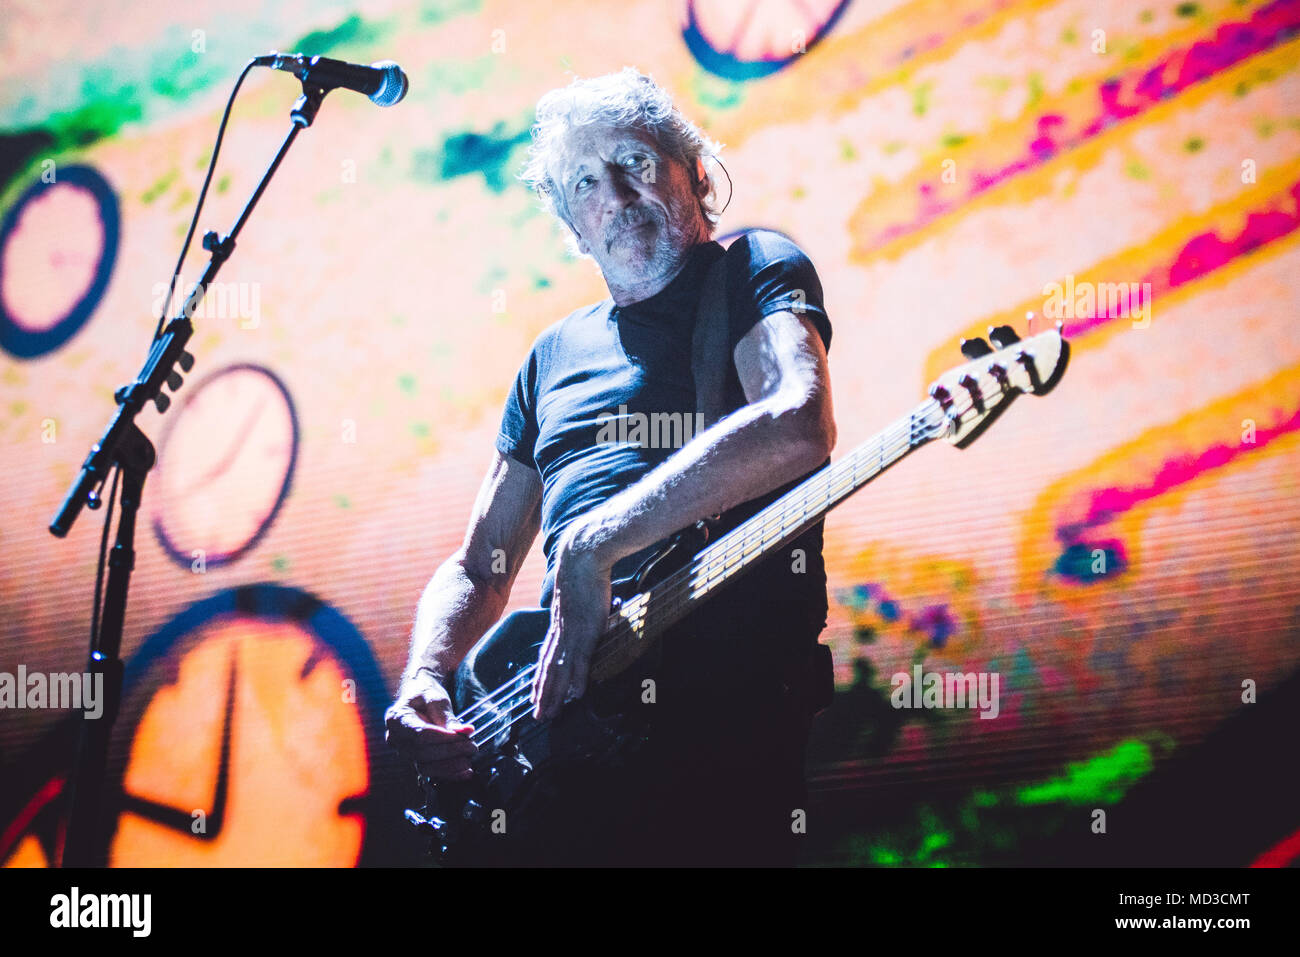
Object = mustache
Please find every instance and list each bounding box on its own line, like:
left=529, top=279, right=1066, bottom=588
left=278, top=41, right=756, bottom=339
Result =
left=608, top=205, right=659, bottom=235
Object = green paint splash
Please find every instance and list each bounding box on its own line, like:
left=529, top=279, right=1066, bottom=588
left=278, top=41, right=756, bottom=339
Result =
left=419, top=0, right=482, bottom=24
left=838, top=734, right=1173, bottom=866
left=290, top=13, right=393, bottom=56
left=1017, top=738, right=1156, bottom=806
left=414, top=120, right=531, bottom=191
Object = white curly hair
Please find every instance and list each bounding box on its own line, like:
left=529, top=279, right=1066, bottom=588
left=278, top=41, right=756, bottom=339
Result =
left=518, top=66, right=726, bottom=259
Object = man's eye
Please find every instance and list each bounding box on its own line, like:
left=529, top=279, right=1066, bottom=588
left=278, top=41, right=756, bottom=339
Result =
left=624, top=154, right=646, bottom=168
left=576, top=175, right=593, bottom=191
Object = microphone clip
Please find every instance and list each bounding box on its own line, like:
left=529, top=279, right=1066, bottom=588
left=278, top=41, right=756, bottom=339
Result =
left=290, top=81, right=328, bottom=129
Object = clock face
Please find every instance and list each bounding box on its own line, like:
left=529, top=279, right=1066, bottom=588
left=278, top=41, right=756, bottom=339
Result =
left=0, top=164, right=119, bottom=359
left=111, top=618, right=367, bottom=865
left=105, top=585, right=387, bottom=867
left=152, top=364, right=299, bottom=568
left=683, top=0, right=854, bottom=80
left=0, top=586, right=398, bottom=869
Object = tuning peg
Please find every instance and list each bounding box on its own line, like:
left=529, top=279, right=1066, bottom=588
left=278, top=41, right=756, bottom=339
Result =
left=178, top=350, right=195, bottom=372
left=960, top=337, right=993, bottom=359
left=988, top=325, right=1021, bottom=349
left=958, top=374, right=985, bottom=414
left=166, top=371, right=183, bottom=391
left=154, top=392, right=171, bottom=414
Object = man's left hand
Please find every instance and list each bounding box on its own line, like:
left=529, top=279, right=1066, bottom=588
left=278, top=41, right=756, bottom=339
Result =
left=531, top=520, right=615, bottom=721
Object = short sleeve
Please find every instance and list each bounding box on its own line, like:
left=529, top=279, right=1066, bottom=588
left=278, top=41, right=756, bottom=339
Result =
left=496, top=348, right=540, bottom=470
left=725, top=230, right=832, bottom=355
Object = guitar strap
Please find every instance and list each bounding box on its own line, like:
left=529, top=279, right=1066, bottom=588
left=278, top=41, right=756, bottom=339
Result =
left=689, top=240, right=836, bottom=719
left=690, top=244, right=734, bottom=429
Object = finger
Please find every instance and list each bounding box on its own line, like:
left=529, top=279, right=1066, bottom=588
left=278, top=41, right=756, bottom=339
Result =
left=386, top=707, right=433, bottom=748
left=538, top=633, right=570, bottom=717
left=391, top=709, right=476, bottom=753
left=532, top=657, right=553, bottom=718
left=531, top=627, right=562, bottom=709
left=389, top=702, right=442, bottom=735
left=568, top=650, right=591, bottom=703
left=532, top=629, right=561, bottom=702
left=543, top=661, right=573, bottom=719
left=536, top=649, right=570, bottom=721
left=556, top=625, right=599, bottom=709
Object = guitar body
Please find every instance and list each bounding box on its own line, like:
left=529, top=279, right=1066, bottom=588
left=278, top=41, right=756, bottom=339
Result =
left=401, top=324, right=1070, bottom=864
left=406, top=521, right=710, bottom=864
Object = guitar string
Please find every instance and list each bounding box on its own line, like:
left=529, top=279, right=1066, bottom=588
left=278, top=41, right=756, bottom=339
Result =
left=466, top=419, right=932, bottom=748
left=588, top=356, right=1027, bottom=662
left=457, top=664, right=539, bottom=729
left=459, top=392, right=975, bottom=746
left=454, top=397, right=942, bottom=734
left=461, top=394, right=965, bottom=746
left=460, top=385, right=1006, bottom=746
left=459, top=348, right=1037, bottom=745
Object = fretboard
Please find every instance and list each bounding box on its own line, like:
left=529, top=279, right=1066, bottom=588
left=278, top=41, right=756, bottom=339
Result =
left=594, top=396, right=949, bottom=663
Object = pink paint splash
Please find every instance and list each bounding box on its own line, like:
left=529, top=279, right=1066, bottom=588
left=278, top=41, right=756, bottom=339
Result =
left=1057, top=403, right=1300, bottom=543
left=1064, top=180, right=1300, bottom=337
left=868, top=0, right=1300, bottom=252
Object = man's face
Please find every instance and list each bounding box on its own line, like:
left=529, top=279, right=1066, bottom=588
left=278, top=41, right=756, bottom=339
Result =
left=552, top=124, right=706, bottom=291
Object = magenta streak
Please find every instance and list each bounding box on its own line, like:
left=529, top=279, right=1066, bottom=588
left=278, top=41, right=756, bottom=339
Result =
left=1064, top=181, right=1300, bottom=337
left=870, top=0, right=1300, bottom=250
left=1056, top=404, right=1300, bottom=543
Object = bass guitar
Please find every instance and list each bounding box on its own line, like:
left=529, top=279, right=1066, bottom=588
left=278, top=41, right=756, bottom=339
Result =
left=405, top=323, right=1070, bottom=862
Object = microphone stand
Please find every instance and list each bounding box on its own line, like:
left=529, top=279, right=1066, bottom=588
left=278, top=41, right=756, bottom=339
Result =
left=51, top=80, right=329, bottom=867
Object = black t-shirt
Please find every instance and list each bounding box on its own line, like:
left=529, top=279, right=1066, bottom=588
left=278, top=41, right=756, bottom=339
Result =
left=496, top=229, right=832, bottom=634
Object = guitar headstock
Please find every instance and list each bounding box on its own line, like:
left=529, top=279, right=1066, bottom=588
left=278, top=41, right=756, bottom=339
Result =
left=927, top=323, right=1070, bottom=448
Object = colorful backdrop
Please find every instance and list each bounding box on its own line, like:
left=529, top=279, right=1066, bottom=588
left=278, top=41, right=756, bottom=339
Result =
left=1, top=0, right=1297, bottom=867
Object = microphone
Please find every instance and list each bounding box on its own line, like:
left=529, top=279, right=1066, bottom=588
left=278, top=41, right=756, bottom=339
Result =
left=254, top=52, right=409, bottom=107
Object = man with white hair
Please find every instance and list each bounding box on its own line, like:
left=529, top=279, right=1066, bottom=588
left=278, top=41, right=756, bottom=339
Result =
left=387, top=67, right=836, bottom=865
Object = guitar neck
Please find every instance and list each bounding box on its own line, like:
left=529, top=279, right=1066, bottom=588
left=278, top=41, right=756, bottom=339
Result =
left=592, top=396, right=949, bottom=672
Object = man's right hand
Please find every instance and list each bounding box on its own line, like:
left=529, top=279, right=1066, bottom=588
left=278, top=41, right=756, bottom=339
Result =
left=385, top=671, right=477, bottom=783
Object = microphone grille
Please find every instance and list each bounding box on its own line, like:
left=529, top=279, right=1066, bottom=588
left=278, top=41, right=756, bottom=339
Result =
left=369, top=61, right=409, bottom=107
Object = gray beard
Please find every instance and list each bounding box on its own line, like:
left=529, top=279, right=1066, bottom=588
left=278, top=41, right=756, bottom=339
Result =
left=606, top=199, right=700, bottom=289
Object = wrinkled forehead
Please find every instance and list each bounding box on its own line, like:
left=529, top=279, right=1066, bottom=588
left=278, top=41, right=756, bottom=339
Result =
left=550, top=123, right=664, bottom=186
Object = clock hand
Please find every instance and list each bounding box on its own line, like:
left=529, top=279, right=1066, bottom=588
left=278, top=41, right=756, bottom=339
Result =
left=118, top=652, right=236, bottom=841
left=209, top=651, right=235, bottom=830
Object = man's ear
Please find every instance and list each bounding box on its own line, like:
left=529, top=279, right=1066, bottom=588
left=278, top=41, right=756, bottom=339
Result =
left=694, top=158, right=709, bottom=197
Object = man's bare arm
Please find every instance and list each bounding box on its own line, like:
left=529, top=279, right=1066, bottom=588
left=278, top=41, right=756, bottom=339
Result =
left=387, top=448, right=541, bottom=780
left=571, top=310, right=833, bottom=570
left=532, top=310, right=834, bottom=718
left=402, top=448, right=542, bottom=682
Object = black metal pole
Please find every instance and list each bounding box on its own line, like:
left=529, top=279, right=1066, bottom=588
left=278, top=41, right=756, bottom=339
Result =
left=54, top=80, right=329, bottom=867
left=60, top=425, right=153, bottom=866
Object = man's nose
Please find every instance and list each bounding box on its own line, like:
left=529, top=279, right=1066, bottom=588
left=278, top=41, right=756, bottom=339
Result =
left=600, top=167, right=640, bottom=212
